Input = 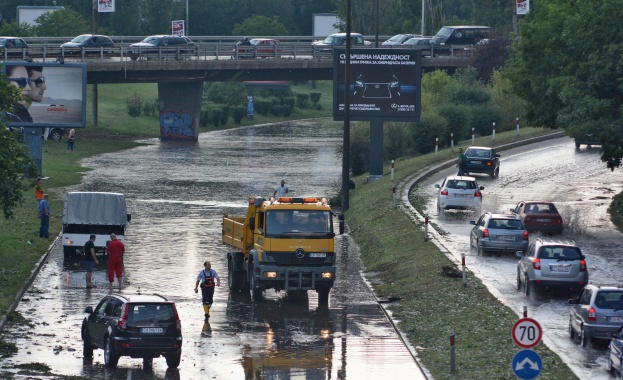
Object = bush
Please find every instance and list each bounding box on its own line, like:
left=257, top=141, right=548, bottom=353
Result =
left=282, top=97, right=295, bottom=109
left=220, top=106, right=230, bottom=125
left=283, top=104, right=293, bottom=117
left=200, top=110, right=210, bottom=126
left=439, top=104, right=471, bottom=142
left=271, top=105, right=284, bottom=116
left=411, top=112, right=448, bottom=154
left=255, top=99, right=271, bottom=115
left=350, top=123, right=370, bottom=176
left=211, top=109, right=222, bottom=127
left=470, top=105, right=503, bottom=136
left=296, top=93, right=309, bottom=108
left=232, top=106, right=245, bottom=123
left=142, top=98, right=157, bottom=116
left=384, top=123, right=411, bottom=160
left=126, top=93, right=143, bottom=117
left=310, top=92, right=321, bottom=105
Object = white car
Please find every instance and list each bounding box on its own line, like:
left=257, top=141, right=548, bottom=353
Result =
left=435, top=175, right=484, bottom=214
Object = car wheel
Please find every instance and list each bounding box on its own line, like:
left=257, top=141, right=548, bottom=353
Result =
left=477, top=244, right=484, bottom=256
left=524, top=274, right=531, bottom=296
left=317, top=287, right=330, bottom=306
left=50, top=128, right=63, bottom=141
left=143, top=357, right=153, bottom=368
left=575, top=141, right=581, bottom=149
left=580, top=327, right=590, bottom=348
left=469, top=235, right=476, bottom=251
left=606, top=348, right=614, bottom=372
left=492, top=167, right=499, bottom=178
left=82, top=325, right=93, bottom=358
left=516, top=270, right=521, bottom=291
left=165, top=351, right=182, bottom=368
left=104, top=335, right=120, bottom=368
left=568, top=318, right=576, bottom=340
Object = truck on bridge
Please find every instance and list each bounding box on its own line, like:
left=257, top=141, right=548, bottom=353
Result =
left=222, top=196, right=342, bottom=303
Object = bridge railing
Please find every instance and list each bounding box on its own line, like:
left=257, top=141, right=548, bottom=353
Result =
left=2, top=42, right=477, bottom=63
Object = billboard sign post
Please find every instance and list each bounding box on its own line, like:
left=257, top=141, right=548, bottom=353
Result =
left=172, top=20, right=185, bottom=36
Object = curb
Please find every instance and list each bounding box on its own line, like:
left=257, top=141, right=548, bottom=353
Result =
left=0, top=236, right=58, bottom=333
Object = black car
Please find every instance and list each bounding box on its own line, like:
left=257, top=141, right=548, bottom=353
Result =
left=574, top=133, right=601, bottom=149
left=129, top=35, right=194, bottom=60
left=0, top=37, right=29, bottom=58
left=463, top=146, right=500, bottom=178
left=82, top=293, right=182, bottom=368
left=61, top=34, right=115, bottom=55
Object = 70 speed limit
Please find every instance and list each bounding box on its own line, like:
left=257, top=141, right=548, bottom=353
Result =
left=511, top=318, right=543, bottom=349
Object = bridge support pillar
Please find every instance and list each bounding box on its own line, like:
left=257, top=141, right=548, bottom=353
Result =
left=369, top=120, right=384, bottom=178
left=158, top=82, right=202, bottom=141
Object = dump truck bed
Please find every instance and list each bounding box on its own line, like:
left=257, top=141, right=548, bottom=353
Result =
left=222, top=215, right=246, bottom=251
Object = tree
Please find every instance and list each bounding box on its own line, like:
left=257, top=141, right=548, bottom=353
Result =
left=31, top=8, right=89, bottom=37
left=505, top=0, right=623, bottom=170
left=0, top=21, right=33, bottom=37
left=232, top=15, right=288, bottom=36
left=0, top=75, right=36, bottom=219
left=143, top=0, right=173, bottom=35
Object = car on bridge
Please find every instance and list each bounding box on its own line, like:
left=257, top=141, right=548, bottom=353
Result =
left=312, top=33, right=368, bottom=52
left=129, top=35, right=195, bottom=60
left=0, top=37, right=29, bottom=59
left=61, top=34, right=115, bottom=56
left=233, top=38, right=282, bottom=59
left=382, top=34, right=420, bottom=46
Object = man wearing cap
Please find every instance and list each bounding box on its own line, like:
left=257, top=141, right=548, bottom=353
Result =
left=273, top=179, right=288, bottom=198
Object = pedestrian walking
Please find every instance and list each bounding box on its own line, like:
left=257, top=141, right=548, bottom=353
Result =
left=35, top=177, right=44, bottom=204
left=273, top=179, right=288, bottom=198
left=84, top=234, right=99, bottom=289
left=457, top=148, right=467, bottom=176
left=194, top=261, right=220, bottom=321
left=105, top=233, right=125, bottom=291
left=38, top=194, right=50, bottom=238
left=67, top=129, right=75, bottom=153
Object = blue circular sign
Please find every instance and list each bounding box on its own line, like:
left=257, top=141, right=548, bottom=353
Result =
left=512, top=349, right=542, bottom=380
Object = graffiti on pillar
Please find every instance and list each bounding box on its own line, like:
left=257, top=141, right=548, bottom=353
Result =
left=160, top=111, right=194, bottom=140
left=247, top=96, right=254, bottom=119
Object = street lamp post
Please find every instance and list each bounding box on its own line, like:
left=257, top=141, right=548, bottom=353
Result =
left=186, top=0, right=189, bottom=35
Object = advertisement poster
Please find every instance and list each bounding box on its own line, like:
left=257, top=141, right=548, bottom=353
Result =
left=517, top=0, right=529, bottom=15
left=333, top=48, right=421, bottom=121
left=3, top=62, right=87, bottom=128
left=98, top=0, right=115, bottom=12
left=172, top=20, right=185, bottom=37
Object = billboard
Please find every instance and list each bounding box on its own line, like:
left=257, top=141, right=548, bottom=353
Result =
left=516, top=0, right=529, bottom=15
left=172, top=20, right=185, bottom=36
left=333, top=48, right=421, bottom=122
left=3, top=61, right=87, bottom=129
left=98, top=0, right=115, bottom=12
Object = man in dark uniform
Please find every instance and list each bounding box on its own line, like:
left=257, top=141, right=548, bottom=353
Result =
left=84, top=234, right=99, bottom=288
left=194, top=261, right=220, bottom=321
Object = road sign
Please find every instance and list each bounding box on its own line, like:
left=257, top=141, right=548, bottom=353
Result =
left=512, top=318, right=542, bottom=349
left=512, top=349, right=542, bottom=379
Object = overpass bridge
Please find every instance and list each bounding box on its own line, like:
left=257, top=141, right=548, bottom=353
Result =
left=6, top=42, right=475, bottom=140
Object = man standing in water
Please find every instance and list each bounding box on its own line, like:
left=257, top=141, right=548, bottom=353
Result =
left=194, top=261, right=220, bottom=321
left=106, top=233, right=125, bottom=291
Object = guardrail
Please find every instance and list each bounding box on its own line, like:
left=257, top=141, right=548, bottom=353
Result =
left=1, top=42, right=477, bottom=63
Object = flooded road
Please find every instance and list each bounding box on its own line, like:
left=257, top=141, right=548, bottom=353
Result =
left=410, top=137, right=623, bottom=380
left=0, top=120, right=426, bottom=379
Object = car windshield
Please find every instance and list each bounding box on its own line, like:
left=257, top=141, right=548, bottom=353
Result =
left=434, top=27, right=454, bottom=38
left=128, top=304, right=175, bottom=323
left=489, top=219, right=523, bottom=230
left=389, top=34, right=407, bottom=42
left=266, top=210, right=332, bottom=236
left=250, top=40, right=261, bottom=46
left=446, top=180, right=476, bottom=190
left=538, top=246, right=582, bottom=260
left=465, top=149, right=491, bottom=158
left=142, top=36, right=160, bottom=44
left=527, top=203, right=557, bottom=213
left=594, top=291, right=623, bottom=309
left=71, top=35, right=90, bottom=43
left=322, top=36, right=342, bottom=44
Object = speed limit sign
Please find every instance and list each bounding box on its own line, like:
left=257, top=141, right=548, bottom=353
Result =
left=512, top=318, right=542, bottom=349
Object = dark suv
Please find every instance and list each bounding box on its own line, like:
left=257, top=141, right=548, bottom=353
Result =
left=82, top=294, right=182, bottom=368
left=129, top=35, right=194, bottom=60
left=463, top=146, right=500, bottom=178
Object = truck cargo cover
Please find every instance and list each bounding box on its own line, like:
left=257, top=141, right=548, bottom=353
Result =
left=63, top=192, right=128, bottom=225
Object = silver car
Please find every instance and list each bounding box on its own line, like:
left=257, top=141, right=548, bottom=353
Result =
left=469, top=213, right=529, bottom=255
left=516, top=238, right=588, bottom=296
left=569, top=285, right=623, bottom=347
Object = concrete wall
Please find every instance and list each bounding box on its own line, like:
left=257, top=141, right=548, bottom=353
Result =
left=158, top=82, right=202, bottom=141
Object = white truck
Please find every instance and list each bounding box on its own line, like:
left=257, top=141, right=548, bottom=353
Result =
left=62, top=192, right=130, bottom=257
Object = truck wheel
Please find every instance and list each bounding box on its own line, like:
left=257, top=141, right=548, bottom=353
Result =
left=63, top=246, right=74, bottom=258
left=250, top=267, right=262, bottom=302
left=50, top=128, right=64, bottom=141
left=228, top=260, right=243, bottom=292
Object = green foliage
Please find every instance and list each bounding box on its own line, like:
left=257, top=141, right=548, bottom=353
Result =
left=31, top=8, right=88, bottom=37
left=350, top=123, right=370, bottom=176
left=470, top=105, right=502, bottom=136
left=203, top=82, right=247, bottom=107
left=200, top=109, right=210, bottom=127
left=142, top=98, right=157, bottom=117
left=220, top=106, right=230, bottom=125
left=211, top=108, right=222, bottom=127
left=422, top=70, right=453, bottom=98
left=295, top=93, right=310, bottom=108
left=310, top=92, right=322, bottom=105
left=412, top=112, right=448, bottom=153
left=143, top=0, right=174, bottom=35
left=232, top=106, right=246, bottom=124
left=232, top=14, right=289, bottom=36
left=126, top=93, right=143, bottom=117
left=383, top=123, right=412, bottom=160
left=445, top=85, right=491, bottom=106
left=254, top=99, right=271, bottom=115
left=439, top=104, right=471, bottom=141
left=488, top=70, right=525, bottom=130
left=0, top=21, right=33, bottom=37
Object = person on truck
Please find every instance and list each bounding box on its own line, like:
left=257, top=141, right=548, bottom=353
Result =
left=106, top=233, right=125, bottom=291
left=194, top=261, right=220, bottom=321
left=273, top=179, right=288, bottom=198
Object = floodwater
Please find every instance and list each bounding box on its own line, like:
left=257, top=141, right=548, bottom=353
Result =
left=410, top=137, right=623, bottom=380
left=0, top=120, right=426, bottom=379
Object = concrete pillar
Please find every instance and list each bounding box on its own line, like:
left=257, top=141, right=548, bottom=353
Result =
left=24, top=127, right=43, bottom=177
left=369, top=120, right=383, bottom=177
left=158, top=82, right=202, bottom=141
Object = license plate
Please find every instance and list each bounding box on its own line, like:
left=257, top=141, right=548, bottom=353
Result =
left=536, top=218, right=551, bottom=222
left=141, top=328, right=163, bottom=333
left=470, top=160, right=479, bottom=164
left=498, top=236, right=515, bottom=241
left=454, top=194, right=469, bottom=198
left=609, top=316, right=623, bottom=322
left=309, top=253, right=326, bottom=258
left=550, top=265, right=571, bottom=272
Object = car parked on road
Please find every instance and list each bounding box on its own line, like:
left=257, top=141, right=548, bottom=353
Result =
left=434, top=175, right=484, bottom=214
left=510, top=201, right=564, bottom=234
left=569, top=285, right=623, bottom=347
left=312, top=33, right=367, bottom=52
left=0, top=37, right=29, bottom=58
left=82, top=293, right=182, bottom=368
left=516, top=238, right=588, bottom=297
left=61, top=34, right=115, bottom=55
left=463, top=146, right=500, bottom=178
left=469, top=213, right=529, bottom=255
left=382, top=34, right=420, bottom=46
left=574, top=133, right=601, bottom=149
left=607, top=325, right=623, bottom=377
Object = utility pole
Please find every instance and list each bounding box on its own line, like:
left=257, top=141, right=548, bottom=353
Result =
left=91, top=0, right=98, bottom=127
left=186, top=0, right=189, bottom=35
left=421, top=0, right=425, bottom=35
left=342, top=0, right=352, bottom=212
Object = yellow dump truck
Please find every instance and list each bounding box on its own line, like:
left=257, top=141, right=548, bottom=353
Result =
left=222, top=196, right=342, bottom=302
